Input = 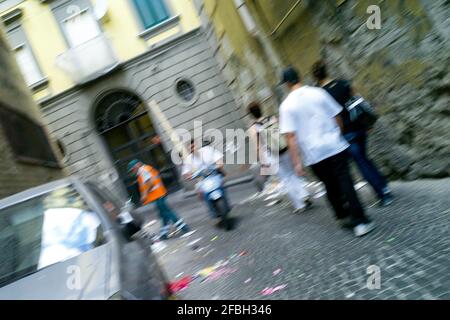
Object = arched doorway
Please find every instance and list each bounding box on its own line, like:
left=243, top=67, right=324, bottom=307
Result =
left=94, top=89, right=180, bottom=205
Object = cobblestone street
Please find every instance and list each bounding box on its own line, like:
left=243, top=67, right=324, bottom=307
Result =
left=147, top=178, right=449, bottom=300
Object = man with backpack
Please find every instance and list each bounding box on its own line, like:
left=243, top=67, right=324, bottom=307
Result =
left=279, top=66, right=375, bottom=237
left=248, top=101, right=312, bottom=213
left=311, top=60, right=393, bottom=206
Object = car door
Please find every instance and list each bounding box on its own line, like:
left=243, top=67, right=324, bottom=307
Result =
left=0, top=185, right=110, bottom=300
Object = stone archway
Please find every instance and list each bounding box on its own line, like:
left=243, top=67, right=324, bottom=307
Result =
left=94, top=89, right=180, bottom=205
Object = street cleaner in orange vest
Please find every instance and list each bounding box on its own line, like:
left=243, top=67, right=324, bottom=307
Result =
left=128, top=160, right=189, bottom=240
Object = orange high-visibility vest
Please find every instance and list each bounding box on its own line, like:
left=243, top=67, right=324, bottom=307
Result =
left=137, top=165, right=167, bottom=205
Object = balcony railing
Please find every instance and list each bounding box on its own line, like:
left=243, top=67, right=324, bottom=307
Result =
left=55, top=34, right=119, bottom=85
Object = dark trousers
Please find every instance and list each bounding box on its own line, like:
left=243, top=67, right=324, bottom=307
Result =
left=154, top=197, right=180, bottom=234
left=344, top=131, right=389, bottom=200
left=311, top=151, right=369, bottom=225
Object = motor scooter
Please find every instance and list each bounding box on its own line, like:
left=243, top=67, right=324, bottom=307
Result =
left=192, top=164, right=232, bottom=230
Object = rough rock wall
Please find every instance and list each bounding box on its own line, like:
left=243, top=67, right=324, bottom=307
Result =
left=197, top=0, right=449, bottom=180
left=304, top=0, right=450, bottom=180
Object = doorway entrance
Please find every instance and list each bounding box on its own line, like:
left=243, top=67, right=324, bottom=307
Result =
left=94, top=89, right=179, bottom=205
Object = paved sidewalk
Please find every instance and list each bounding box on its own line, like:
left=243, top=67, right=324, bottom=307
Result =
left=146, top=178, right=449, bottom=300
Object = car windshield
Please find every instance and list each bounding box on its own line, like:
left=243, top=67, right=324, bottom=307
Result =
left=0, top=185, right=104, bottom=288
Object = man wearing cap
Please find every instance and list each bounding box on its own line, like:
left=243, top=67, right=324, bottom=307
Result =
left=128, top=160, right=189, bottom=240
left=278, top=66, right=376, bottom=237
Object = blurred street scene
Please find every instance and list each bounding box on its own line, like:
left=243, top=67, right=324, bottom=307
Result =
left=0, top=0, right=448, bottom=300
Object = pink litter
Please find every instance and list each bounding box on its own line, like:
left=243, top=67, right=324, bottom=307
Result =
left=169, top=276, right=192, bottom=293
left=273, top=268, right=282, bottom=276
left=205, top=268, right=237, bottom=282
left=261, top=285, right=287, bottom=296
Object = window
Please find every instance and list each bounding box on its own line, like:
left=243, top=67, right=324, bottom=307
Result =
left=176, top=79, right=196, bottom=102
left=0, top=105, right=60, bottom=168
left=0, top=185, right=104, bottom=288
left=6, top=26, right=45, bottom=87
left=13, top=45, right=43, bottom=86
left=63, top=9, right=101, bottom=47
left=132, top=0, right=170, bottom=29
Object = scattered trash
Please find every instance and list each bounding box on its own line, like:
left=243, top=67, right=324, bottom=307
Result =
left=206, top=268, right=237, bottom=282
left=261, top=285, right=287, bottom=296
left=214, top=260, right=224, bottom=268
left=211, top=236, right=219, bottom=242
left=229, top=254, right=238, bottom=261
left=198, top=267, right=216, bottom=278
left=266, top=201, right=279, bottom=207
left=203, top=249, right=214, bottom=257
left=345, top=292, right=355, bottom=299
left=176, top=272, right=184, bottom=278
left=187, top=238, right=202, bottom=247
left=181, top=230, right=197, bottom=238
left=354, top=181, right=368, bottom=190
left=239, top=251, right=248, bottom=257
left=169, top=276, right=192, bottom=293
left=150, top=241, right=167, bottom=253
left=244, top=278, right=252, bottom=284
left=273, top=269, right=282, bottom=276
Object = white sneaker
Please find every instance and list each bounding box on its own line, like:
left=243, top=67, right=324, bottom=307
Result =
left=354, top=222, right=376, bottom=237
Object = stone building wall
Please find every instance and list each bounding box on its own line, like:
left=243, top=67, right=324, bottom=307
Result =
left=39, top=29, right=245, bottom=199
left=0, top=28, right=63, bottom=199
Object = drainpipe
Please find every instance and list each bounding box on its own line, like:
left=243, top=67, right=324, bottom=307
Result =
left=233, top=0, right=283, bottom=74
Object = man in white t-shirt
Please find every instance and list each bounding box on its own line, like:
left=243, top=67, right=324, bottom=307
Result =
left=182, top=139, right=231, bottom=223
left=279, top=66, right=375, bottom=237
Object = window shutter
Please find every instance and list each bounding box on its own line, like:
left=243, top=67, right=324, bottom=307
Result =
left=133, top=0, right=170, bottom=29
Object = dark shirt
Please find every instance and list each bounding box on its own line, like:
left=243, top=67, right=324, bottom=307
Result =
left=323, top=79, right=360, bottom=134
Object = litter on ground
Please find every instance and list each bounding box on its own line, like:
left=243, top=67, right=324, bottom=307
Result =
left=169, top=276, right=192, bottom=293
left=261, top=285, right=287, bottom=296
left=181, top=230, right=197, bottom=238
left=273, top=268, right=282, bottom=276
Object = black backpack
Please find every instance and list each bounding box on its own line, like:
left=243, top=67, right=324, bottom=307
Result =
left=344, top=96, right=378, bottom=130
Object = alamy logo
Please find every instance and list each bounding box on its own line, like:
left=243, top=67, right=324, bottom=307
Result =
left=66, top=265, right=81, bottom=290
left=366, top=5, right=381, bottom=30
left=170, top=120, right=281, bottom=175
left=366, top=265, right=381, bottom=289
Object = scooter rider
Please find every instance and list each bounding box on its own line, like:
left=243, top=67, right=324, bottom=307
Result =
left=182, top=139, right=231, bottom=227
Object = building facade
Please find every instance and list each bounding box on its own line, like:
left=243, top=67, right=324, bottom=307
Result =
left=1, top=0, right=245, bottom=202
left=0, top=26, right=63, bottom=200
left=193, top=0, right=450, bottom=180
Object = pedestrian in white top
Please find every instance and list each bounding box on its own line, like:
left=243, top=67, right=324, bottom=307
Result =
left=278, top=66, right=375, bottom=237
left=247, top=101, right=312, bottom=213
